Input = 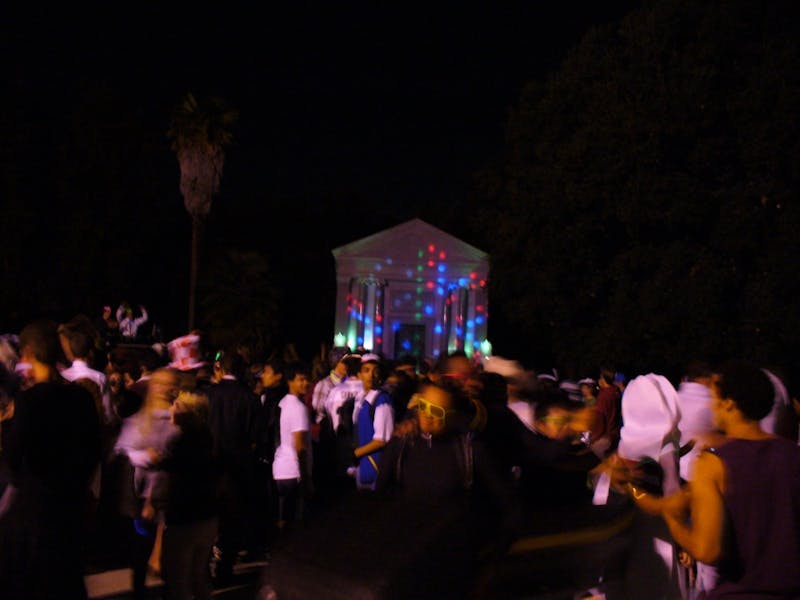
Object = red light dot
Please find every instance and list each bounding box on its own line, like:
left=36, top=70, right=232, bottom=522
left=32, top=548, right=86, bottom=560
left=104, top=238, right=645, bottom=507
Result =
left=476, top=305, right=484, bottom=312
left=428, top=244, right=435, bottom=253
left=470, top=272, right=477, bottom=279
left=426, top=281, right=435, bottom=289
left=439, top=251, right=446, bottom=260
left=427, top=260, right=435, bottom=267
left=479, top=280, right=486, bottom=287
left=376, top=315, right=383, bottom=322
left=375, top=337, right=382, bottom=344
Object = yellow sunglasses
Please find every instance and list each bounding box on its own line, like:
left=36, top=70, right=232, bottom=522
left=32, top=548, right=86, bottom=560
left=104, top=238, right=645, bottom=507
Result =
left=411, top=394, right=455, bottom=421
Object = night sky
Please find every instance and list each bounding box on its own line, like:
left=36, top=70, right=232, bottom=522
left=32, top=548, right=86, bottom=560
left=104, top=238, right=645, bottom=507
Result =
left=2, top=3, right=642, bottom=355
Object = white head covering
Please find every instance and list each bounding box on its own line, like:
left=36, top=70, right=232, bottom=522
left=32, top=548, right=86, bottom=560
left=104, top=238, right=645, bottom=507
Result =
left=759, top=368, right=790, bottom=434
left=618, top=373, right=681, bottom=462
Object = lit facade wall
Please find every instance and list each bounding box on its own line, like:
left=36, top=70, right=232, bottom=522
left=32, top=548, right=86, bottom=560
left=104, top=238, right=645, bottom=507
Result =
left=332, top=219, right=490, bottom=360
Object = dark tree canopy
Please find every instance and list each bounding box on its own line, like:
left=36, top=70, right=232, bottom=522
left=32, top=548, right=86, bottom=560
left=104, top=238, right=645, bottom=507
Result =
left=471, top=0, right=800, bottom=379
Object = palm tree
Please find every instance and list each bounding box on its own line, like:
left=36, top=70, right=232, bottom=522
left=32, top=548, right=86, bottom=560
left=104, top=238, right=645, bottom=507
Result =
left=167, top=92, right=238, bottom=330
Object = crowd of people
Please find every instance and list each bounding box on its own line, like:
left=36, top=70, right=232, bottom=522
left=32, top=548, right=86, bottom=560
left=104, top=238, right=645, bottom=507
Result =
left=0, top=311, right=799, bottom=599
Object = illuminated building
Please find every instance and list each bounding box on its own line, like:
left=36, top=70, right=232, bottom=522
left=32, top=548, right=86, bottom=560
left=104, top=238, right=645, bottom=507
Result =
left=332, top=219, right=490, bottom=359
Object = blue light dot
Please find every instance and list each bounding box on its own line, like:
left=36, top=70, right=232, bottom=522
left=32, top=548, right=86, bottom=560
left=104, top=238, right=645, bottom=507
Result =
left=357, top=336, right=364, bottom=345
left=386, top=258, right=393, bottom=265
left=473, top=341, right=481, bottom=348
left=434, top=325, right=443, bottom=334
left=458, top=278, right=468, bottom=286
left=374, top=263, right=382, bottom=271
left=467, top=320, right=474, bottom=328
left=437, top=277, right=445, bottom=284
left=424, top=305, right=433, bottom=315
left=475, top=316, right=484, bottom=325
left=456, top=328, right=463, bottom=336
left=437, top=287, right=445, bottom=296
left=375, top=325, right=383, bottom=335
left=365, top=317, right=372, bottom=325
left=405, top=269, right=413, bottom=278
left=402, top=340, right=412, bottom=351
left=438, top=264, right=446, bottom=273
left=392, top=323, right=400, bottom=332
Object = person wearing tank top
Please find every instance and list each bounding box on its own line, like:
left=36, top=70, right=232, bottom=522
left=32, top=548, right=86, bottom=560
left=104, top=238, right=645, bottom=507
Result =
left=628, top=361, right=800, bottom=599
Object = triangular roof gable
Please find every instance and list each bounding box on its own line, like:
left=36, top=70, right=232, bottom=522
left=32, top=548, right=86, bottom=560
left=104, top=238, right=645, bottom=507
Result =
left=332, top=218, right=487, bottom=263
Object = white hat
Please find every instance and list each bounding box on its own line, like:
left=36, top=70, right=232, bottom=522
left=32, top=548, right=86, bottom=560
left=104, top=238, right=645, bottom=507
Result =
left=167, top=334, right=206, bottom=371
left=360, top=353, right=381, bottom=364
left=617, top=373, right=680, bottom=462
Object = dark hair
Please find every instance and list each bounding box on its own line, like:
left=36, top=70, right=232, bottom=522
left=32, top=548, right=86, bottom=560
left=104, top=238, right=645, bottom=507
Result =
left=478, top=371, right=508, bottom=406
left=218, top=349, right=246, bottom=380
left=599, top=367, right=616, bottom=386
left=684, top=360, right=713, bottom=382
left=715, top=360, right=775, bottom=421
left=263, top=358, right=285, bottom=376
left=139, top=347, right=163, bottom=373
left=20, top=320, right=62, bottom=366
left=532, top=387, right=575, bottom=421
left=284, top=361, right=310, bottom=382
left=420, top=378, right=471, bottom=415
left=343, top=355, right=362, bottom=377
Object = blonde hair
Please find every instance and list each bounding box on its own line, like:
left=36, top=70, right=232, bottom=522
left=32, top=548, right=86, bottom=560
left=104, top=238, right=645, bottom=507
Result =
left=174, top=390, right=209, bottom=423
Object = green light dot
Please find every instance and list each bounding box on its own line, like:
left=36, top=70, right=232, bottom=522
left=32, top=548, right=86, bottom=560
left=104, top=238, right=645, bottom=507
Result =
left=418, top=250, right=424, bottom=258
left=416, top=287, right=423, bottom=294
left=415, top=300, right=422, bottom=307
left=417, top=265, right=423, bottom=272
left=415, top=313, right=422, bottom=320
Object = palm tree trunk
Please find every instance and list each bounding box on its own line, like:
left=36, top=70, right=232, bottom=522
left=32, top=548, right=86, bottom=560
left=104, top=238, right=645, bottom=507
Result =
left=188, top=214, right=203, bottom=331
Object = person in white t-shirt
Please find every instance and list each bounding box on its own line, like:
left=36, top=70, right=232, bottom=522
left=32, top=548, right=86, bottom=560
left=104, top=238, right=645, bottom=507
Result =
left=272, top=362, right=312, bottom=529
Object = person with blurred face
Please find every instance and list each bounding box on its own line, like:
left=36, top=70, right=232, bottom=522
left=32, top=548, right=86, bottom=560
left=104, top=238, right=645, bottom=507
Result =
left=0, top=320, right=101, bottom=600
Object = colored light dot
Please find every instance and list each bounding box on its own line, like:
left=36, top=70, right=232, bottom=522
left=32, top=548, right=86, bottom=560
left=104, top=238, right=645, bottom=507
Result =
left=365, top=317, right=372, bottom=325
left=357, top=336, right=364, bottom=345
left=437, top=277, right=445, bottom=284
left=439, top=251, right=446, bottom=260
left=393, top=323, right=400, bottom=332
left=386, top=258, right=393, bottom=265
left=415, top=313, right=422, bottom=321
left=467, top=320, right=474, bottom=328
left=406, top=269, right=413, bottom=278
left=415, top=300, right=422, bottom=307
left=428, top=244, right=435, bottom=253
left=456, top=328, right=463, bottom=336
left=375, top=337, right=382, bottom=345
left=458, top=278, right=467, bottom=286
left=473, top=341, right=481, bottom=348
left=418, top=250, right=424, bottom=258
left=437, top=287, right=445, bottom=295
left=416, top=277, right=423, bottom=283
left=470, top=272, right=477, bottom=279
left=424, top=305, right=433, bottom=315
left=426, top=281, right=435, bottom=289
left=476, top=305, right=484, bottom=312
left=479, top=280, right=486, bottom=287
left=402, top=340, right=412, bottom=350
left=427, top=260, right=435, bottom=267
left=417, top=265, right=423, bottom=272
left=374, top=263, right=382, bottom=271
left=417, top=286, right=423, bottom=294
left=475, top=316, right=484, bottom=325
left=376, top=315, right=383, bottom=322
left=434, top=324, right=443, bottom=334
left=433, top=349, right=440, bottom=356
left=437, top=264, right=446, bottom=273
left=375, top=326, right=383, bottom=335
